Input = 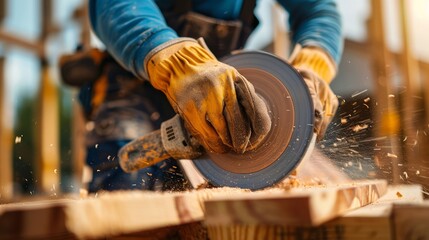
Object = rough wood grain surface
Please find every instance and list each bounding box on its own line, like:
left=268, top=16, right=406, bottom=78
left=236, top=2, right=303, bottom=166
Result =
left=319, top=184, right=423, bottom=240
left=5, top=181, right=425, bottom=240
left=393, top=201, right=429, bottom=240
left=0, top=188, right=250, bottom=239
left=206, top=185, right=423, bottom=240
left=204, top=180, right=388, bottom=226
left=0, top=199, right=74, bottom=239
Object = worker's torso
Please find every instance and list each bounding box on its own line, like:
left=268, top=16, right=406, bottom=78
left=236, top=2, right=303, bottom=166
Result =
left=155, top=0, right=258, bottom=57
left=154, top=0, right=244, bottom=20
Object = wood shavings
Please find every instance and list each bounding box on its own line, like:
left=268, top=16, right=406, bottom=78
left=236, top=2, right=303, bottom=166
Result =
left=270, top=177, right=324, bottom=191
left=396, top=191, right=403, bottom=198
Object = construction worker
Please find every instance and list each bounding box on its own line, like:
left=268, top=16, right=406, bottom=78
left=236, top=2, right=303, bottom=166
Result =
left=61, top=0, right=342, bottom=192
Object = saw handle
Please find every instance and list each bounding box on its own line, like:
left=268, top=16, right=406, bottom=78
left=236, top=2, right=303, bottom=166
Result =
left=118, top=130, right=170, bottom=173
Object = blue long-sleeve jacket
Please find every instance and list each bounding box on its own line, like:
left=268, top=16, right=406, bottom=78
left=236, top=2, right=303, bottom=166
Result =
left=89, top=0, right=343, bottom=79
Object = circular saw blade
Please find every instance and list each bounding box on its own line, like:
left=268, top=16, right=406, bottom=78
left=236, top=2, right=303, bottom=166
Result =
left=193, top=51, right=315, bottom=190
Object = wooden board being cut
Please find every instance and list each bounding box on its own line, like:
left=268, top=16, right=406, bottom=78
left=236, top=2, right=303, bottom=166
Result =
left=393, top=201, right=429, bottom=240
left=205, top=179, right=388, bottom=226
left=317, top=184, right=423, bottom=240
left=0, top=180, right=387, bottom=239
left=206, top=184, right=423, bottom=240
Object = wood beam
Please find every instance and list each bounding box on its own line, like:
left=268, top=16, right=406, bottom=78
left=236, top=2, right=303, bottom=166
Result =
left=0, top=30, right=44, bottom=57
left=36, top=61, right=60, bottom=194
left=0, top=0, right=13, bottom=201
left=368, top=0, right=402, bottom=184
left=0, top=57, right=13, bottom=201
left=271, top=2, right=289, bottom=60
left=35, top=0, right=60, bottom=194
left=399, top=0, right=420, bottom=164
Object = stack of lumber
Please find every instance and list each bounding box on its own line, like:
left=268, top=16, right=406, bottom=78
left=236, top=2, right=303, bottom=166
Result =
left=4, top=179, right=425, bottom=240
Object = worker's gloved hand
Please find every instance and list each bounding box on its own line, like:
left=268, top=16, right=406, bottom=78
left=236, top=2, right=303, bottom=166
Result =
left=145, top=38, right=271, bottom=153
left=298, top=69, right=338, bottom=141
left=291, top=46, right=339, bottom=141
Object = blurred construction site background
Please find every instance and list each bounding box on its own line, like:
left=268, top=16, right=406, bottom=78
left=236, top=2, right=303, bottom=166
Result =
left=0, top=0, right=428, bottom=201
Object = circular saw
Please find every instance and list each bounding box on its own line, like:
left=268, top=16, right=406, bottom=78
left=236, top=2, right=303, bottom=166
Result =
left=118, top=51, right=315, bottom=190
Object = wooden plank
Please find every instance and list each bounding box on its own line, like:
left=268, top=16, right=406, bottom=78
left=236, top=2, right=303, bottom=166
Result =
left=0, top=188, right=244, bottom=239
left=0, top=181, right=386, bottom=239
left=393, top=201, right=429, bottom=240
left=206, top=185, right=423, bottom=240
left=66, top=191, right=204, bottom=238
left=1, top=183, right=423, bottom=240
left=65, top=188, right=252, bottom=239
left=0, top=199, right=74, bottom=239
left=321, top=184, right=422, bottom=240
left=0, top=196, right=209, bottom=240
left=204, top=180, right=387, bottom=227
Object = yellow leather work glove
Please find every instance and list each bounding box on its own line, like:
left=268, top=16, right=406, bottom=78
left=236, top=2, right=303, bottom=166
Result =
left=290, top=46, right=339, bottom=141
left=145, top=38, right=271, bottom=153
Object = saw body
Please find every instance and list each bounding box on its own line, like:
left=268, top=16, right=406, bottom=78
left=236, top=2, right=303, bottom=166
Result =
left=119, top=115, right=204, bottom=172
left=118, top=51, right=315, bottom=190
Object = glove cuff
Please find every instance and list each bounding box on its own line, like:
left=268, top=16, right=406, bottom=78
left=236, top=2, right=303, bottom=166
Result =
left=145, top=38, right=218, bottom=92
left=144, top=38, right=199, bottom=80
left=290, top=46, right=337, bottom=84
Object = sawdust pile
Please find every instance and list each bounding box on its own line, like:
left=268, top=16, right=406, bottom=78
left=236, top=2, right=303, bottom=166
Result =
left=271, top=176, right=325, bottom=191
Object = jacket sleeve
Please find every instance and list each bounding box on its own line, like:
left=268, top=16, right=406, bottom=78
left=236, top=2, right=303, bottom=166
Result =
left=89, top=0, right=178, bottom=79
left=277, top=0, right=343, bottom=65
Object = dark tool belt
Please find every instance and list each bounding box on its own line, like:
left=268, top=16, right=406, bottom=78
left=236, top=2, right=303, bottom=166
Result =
left=180, top=12, right=242, bottom=57
left=163, top=0, right=258, bottom=58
